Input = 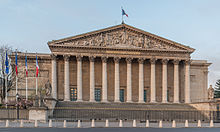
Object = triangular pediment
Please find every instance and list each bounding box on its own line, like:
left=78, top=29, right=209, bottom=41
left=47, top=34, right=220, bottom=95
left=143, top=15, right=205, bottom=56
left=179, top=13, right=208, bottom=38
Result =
left=48, top=24, right=195, bottom=53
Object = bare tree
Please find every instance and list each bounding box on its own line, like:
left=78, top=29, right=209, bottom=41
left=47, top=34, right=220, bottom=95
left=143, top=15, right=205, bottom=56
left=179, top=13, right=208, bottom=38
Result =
left=0, top=45, right=16, bottom=103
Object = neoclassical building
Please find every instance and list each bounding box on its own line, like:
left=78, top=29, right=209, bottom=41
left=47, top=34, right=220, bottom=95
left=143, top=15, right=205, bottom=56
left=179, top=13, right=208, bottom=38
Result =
left=11, top=23, right=211, bottom=104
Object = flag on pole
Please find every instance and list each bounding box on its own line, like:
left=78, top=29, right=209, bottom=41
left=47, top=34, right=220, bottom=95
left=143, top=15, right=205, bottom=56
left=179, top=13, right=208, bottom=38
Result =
left=5, top=51, right=9, bottom=75
left=122, top=8, right=128, bottom=17
left=15, top=52, right=18, bottom=76
left=36, top=55, right=39, bottom=77
left=25, top=54, right=28, bottom=77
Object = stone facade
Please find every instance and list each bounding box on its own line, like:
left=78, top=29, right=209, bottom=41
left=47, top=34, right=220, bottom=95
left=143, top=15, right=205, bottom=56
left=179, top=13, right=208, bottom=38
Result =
left=10, top=23, right=211, bottom=104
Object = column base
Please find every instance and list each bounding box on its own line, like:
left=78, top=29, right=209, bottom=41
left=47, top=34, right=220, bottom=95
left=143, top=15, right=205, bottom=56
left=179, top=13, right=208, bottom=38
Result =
left=126, top=100, right=133, bottom=103
left=64, top=99, right=70, bottom=101
left=173, top=101, right=180, bottom=103
left=89, top=99, right=96, bottom=102
left=138, top=100, right=145, bottom=103
left=150, top=100, right=157, bottom=103
left=76, top=99, right=83, bottom=102
left=162, top=100, right=168, bottom=103
left=114, top=100, right=120, bottom=103
left=101, top=99, right=108, bottom=103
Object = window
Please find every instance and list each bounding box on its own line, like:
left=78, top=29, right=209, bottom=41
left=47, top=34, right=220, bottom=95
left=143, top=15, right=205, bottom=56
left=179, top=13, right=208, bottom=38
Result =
left=95, top=88, right=101, bottom=102
left=70, top=88, right=77, bottom=101
left=120, top=89, right=124, bottom=102
left=144, top=90, right=147, bottom=102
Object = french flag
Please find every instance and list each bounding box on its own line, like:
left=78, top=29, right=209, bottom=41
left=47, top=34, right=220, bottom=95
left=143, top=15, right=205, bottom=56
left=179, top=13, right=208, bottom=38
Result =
left=15, top=52, right=18, bottom=76
left=122, top=8, right=128, bottom=17
left=25, top=54, right=28, bottom=77
left=36, top=55, right=39, bottom=77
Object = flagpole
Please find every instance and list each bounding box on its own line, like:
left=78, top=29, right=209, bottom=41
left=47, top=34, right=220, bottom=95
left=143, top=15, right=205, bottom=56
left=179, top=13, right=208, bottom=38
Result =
left=25, top=51, right=28, bottom=101
left=16, top=74, right=17, bottom=101
left=26, top=76, right=27, bottom=101
left=5, top=74, right=7, bottom=108
left=15, top=50, right=18, bottom=101
left=36, top=74, right=38, bottom=95
left=36, top=53, right=38, bottom=95
left=121, top=6, right=124, bottom=24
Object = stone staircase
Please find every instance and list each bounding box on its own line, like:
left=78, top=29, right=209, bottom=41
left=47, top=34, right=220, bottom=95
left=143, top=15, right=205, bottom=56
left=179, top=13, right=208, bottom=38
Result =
left=50, top=101, right=209, bottom=122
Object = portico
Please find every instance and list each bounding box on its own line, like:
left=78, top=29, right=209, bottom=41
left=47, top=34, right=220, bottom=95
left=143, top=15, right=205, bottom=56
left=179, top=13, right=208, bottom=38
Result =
left=48, top=23, right=195, bottom=103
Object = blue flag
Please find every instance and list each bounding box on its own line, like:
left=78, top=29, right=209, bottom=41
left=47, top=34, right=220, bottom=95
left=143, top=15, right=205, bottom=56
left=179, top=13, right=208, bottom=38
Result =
left=5, top=51, right=9, bottom=74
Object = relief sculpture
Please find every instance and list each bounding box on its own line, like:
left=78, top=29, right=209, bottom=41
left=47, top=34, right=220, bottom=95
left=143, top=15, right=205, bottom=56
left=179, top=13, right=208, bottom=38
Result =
left=66, top=28, right=180, bottom=50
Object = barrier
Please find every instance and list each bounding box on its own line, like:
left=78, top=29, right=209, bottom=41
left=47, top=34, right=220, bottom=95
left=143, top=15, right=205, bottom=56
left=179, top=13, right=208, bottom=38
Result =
left=132, top=120, right=136, bottom=127
left=77, top=120, right=81, bottom=128
left=198, top=120, right=201, bottom=127
left=63, top=120, right=67, bottom=128
left=34, top=120, right=38, bottom=127
left=172, top=120, right=176, bottom=128
left=91, top=119, right=95, bottom=127
left=210, top=120, right=214, bottom=127
left=119, top=120, right=123, bottom=127
left=20, top=120, right=24, bottom=127
left=185, top=120, right=188, bottom=127
left=105, top=119, right=109, bottom=127
left=1, top=119, right=219, bottom=128
left=146, top=120, right=149, bottom=127
left=159, top=120, right=162, bottom=128
left=49, top=119, right=52, bottom=127
left=5, top=120, right=9, bottom=127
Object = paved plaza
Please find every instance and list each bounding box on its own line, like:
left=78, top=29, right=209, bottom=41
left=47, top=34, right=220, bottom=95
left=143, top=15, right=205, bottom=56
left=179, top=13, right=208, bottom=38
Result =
left=1, top=128, right=220, bottom=132
left=0, top=120, right=220, bottom=128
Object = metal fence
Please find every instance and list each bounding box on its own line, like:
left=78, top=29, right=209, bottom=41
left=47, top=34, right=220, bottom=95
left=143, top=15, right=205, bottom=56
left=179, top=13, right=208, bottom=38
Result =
left=1, top=107, right=220, bottom=123
left=48, top=108, right=220, bottom=122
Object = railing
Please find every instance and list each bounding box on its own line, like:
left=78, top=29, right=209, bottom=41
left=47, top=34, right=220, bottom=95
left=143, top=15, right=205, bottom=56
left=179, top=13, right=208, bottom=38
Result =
left=48, top=108, right=220, bottom=122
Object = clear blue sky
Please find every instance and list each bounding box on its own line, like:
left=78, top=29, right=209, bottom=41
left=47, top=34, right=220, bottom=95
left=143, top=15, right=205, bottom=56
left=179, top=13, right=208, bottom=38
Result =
left=0, top=0, right=219, bottom=86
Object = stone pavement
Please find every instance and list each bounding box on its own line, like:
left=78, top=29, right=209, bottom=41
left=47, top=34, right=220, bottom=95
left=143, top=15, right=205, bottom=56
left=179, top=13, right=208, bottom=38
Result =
left=0, top=120, right=220, bottom=128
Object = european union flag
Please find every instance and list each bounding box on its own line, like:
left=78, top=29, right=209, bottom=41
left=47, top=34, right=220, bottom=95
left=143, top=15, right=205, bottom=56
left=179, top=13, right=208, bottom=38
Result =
left=5, top=51, right=9, bottom=74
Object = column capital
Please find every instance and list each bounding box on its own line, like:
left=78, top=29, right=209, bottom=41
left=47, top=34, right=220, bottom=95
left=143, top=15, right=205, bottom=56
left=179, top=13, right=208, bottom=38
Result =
left=161, top=59, right=169, bottom=65
left=64, top=55, right=70, bottom=61
left=173, top=59, right=180, bottom=65
left=114, top=57, right=121, bottom=63
left=126, top=57, right=133, bottom=64
left=76, top=55, right=82, bottom=61
left=51, top=54, right=57, bottom=60
left=89, top=56, right=96, bottom=62
left=150, top=58, right=157, bottom=64
left=184, top=59, right=191, bottom=65
left=101, top=56, right=108, bottom=63
left=138, top=58, right=145, bottom=64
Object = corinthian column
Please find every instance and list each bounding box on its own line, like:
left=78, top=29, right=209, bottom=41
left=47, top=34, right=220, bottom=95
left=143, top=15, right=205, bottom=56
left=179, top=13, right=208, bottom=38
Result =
left=77, top=55, right=83, bottom=102
left=114, top=57, right=120, bottom=102
left=138, top=58, right=145, bottom=103
left=102, top=57, right=108, bottom=102
left=162, top=59, right=168, bottom=103
left=184, top=60, right=191, bottom=103
left=51, top=54, right=57, bottom=99
left=126, top=57, right=132, bottom=103
left=150, top=58, right=156, bottom=103
left=173, top=59, right=180, bottom=103
left=89, top=56, right=95, bottom=102
left=64, top=55, right=70, bottom=101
